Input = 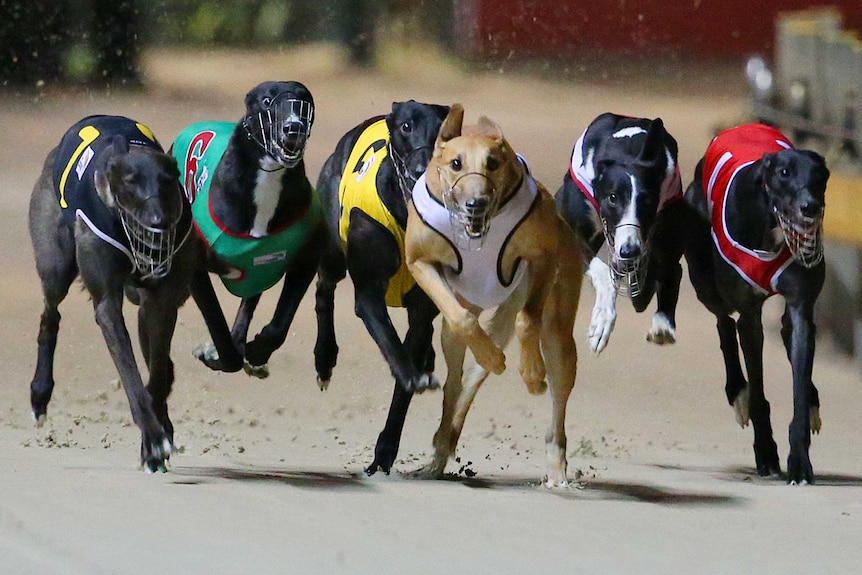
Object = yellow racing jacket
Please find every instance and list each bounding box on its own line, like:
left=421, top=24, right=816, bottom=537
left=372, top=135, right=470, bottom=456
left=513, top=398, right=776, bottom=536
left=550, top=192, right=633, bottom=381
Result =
left=338, top=118, right=415, bottom=307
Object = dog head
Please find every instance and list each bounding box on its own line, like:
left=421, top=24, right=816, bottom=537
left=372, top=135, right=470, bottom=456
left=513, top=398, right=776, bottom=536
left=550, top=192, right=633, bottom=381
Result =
left=428, top=103, right=522, bottom=250
left=386, top=100, right=450, bottom=201
left=592, top=117, right=677, bottom=296
left=242, top=80, right=315, bottom=168
left=761, top=148, right=829, bottom=267
left=96, top=135, right=187, bottom=279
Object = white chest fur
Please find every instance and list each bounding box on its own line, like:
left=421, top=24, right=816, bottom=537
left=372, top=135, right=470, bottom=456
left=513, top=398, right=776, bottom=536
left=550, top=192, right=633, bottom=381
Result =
left=250, top=164, right=284, bottom=238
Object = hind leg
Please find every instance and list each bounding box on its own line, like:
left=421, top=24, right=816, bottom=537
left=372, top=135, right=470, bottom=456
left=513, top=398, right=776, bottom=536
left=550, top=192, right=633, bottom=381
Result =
left=30, top=234, right=77, bottom=424
left=737, top=310, right=781, bottom=477
left=715, top=315, right=750, bottom=427
left=314, top=243, right=346, bottom=389
left=29, top=169, right=78, bottom=424
left=367, top=290, right=438, bottom=475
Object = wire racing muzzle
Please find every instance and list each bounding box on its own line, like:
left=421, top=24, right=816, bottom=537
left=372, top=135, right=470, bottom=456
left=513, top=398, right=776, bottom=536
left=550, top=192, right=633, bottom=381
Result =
left=115, top=194, right=191, bottom=280
left=601, top=219, right=649, bottom=298
left=441, top=172, right=500, bottom=251
left=773, top=205, right=824, bottom=268
left=389, top=143, right=431, bottom=202
left=243, top=95, right=314, bottom=168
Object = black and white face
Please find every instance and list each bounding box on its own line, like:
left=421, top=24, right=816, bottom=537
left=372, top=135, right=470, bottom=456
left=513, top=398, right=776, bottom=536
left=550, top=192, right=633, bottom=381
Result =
left=594, top=160, right=663, bottom=264
left=386, top=100, right=450, bottom=199
left=243, top=80, right=315, bottom=167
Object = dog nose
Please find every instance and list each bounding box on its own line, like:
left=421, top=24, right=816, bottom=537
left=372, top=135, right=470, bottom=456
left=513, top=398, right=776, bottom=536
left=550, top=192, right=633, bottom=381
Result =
left=618, top=242, right=641, bottom=260
left=800, top=199, right=822, bottom=219
left=282, top=121, right=308, bottom=147
left=465, top=197, right=489, bottom=213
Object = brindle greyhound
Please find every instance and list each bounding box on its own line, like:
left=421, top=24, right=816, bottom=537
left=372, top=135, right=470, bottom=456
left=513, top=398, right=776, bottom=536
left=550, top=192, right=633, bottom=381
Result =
left=29, top=115, right=195, bottom=472
left=405, top=104, right=583, bottom=486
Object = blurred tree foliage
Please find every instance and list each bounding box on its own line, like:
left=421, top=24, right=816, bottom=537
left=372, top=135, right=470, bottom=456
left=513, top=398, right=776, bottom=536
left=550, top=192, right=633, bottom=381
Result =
left=1, top=0, right=453, bottom=87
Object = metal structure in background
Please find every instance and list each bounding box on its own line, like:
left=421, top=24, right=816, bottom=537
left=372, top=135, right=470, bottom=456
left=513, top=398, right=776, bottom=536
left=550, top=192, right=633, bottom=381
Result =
left=749, top=9, right=862, bottom=367
left=748, top=8, right=861, bottom=169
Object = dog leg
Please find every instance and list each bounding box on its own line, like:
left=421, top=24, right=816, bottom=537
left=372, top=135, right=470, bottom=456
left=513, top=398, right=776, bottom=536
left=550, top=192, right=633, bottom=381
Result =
left=29, top=172, right=77, bottom=425
left=542, top=260, right=580, bottom=487
left=714, top=315, right=749, bottom=427
left=585, top=257, right=617, bottom=354
left=783, top=302, right=817, bottom=485
left=412, top=322, right=468, bottom=479
left=781, top=307, right=822, bottom=434
left=313, top=246, right=346, bottom=389
left=737, top=311, right=781, bottom=478
left=367, top=293, right=438, bottom=475
left=646, top=258, right=681, bottom=345
left=190, top=270, right=244, bottom=373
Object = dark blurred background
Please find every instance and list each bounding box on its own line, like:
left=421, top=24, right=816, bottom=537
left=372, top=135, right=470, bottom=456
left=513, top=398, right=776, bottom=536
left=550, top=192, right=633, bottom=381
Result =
left=3, top=0, right=860, bottom=89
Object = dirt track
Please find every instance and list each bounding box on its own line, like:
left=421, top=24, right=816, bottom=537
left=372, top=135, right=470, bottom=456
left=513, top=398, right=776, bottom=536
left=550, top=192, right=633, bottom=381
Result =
left=1, top=45, right=861, bottom=574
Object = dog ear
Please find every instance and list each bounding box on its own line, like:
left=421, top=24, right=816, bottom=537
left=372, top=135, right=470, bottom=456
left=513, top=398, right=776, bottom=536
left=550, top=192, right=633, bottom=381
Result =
left=112, top=135, right=130, bottom=156
left=638, top=119, right=665, bottom=165
left=435, top=103, right=464, bottom=154
left=595, top=159, right=615, bottom=181
left=478, top=116, right=503, bottom=141
left=94, top=168, right=116, bottom=208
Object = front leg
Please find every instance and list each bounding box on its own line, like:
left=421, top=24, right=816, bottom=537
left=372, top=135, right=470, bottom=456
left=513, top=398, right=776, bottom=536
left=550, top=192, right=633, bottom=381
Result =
left=785, top=302, right=816, bottom=485
left=244, top=240, right=323, bottom=374
left=646, top=260, right=682, bottom=345
left=93, top=291, right=171, bottom=472
left=409, top=259, right=504, bottom=375
left=190, top=269, right=244, bottom=373
left=516, top=256, right=555, bottom=395
left=585, top=257, right=617, bottom=354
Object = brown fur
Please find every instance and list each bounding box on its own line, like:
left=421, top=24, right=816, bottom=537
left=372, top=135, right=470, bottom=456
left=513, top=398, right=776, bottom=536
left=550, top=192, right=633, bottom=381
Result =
left=405, top=104, right=583, bottom=486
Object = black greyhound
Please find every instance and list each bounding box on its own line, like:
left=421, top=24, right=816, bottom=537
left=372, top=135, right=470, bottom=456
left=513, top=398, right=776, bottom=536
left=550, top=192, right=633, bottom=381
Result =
left=555, top=113, right=686, bottom=354
left=314, top=100, right=449, bottom=474
left=171, top=81, right=327, bottom=377
left=29, top=115, right=196, bottom=472
left=683, top=123, right=829, bottom=484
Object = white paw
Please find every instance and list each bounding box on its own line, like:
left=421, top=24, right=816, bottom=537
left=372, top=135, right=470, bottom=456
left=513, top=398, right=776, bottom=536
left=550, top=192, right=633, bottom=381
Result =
left=586, top=258, right=617, bottom=354
left=243, top=362, right=270, bottom=379
left=406, top=456, right=448, bottom=480
left=192, top=342, right=219, bottom=362
left=646, top=312, right=676, bottom=345
left=733, top=386, right=750, bottom=428
left=317, top=376, right=330, bottom=391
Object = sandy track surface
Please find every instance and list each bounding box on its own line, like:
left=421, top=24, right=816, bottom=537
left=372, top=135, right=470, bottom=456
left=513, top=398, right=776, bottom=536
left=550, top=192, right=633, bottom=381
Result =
left=1, top=45, right=861, bottom=574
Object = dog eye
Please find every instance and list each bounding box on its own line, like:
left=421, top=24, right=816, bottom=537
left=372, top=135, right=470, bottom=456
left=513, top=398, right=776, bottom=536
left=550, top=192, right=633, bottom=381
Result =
left=779, top=167, right=789, bottom=178
left=486, top=157, right=499, bottom=171
left=262, top=97, right=272, bottom=107
left=606, top=193, right=617, bottom=206
left=400, top=122, right=412, bottom=134
left=451, top=158, right=462, bottom=171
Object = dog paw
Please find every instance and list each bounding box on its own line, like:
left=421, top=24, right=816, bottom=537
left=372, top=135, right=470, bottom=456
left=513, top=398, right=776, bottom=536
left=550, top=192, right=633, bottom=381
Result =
left=406, top=456, right=448, bottom=480
left=810, top=406, right=822, bottom=434
left=192, top=342, right=243, bottom=373
left=472, top=345, right=506, bottom=375
left=317, top=376, right=330, bottom=391
left=646, top=312, right=676, bottom=345
left=243, top=362, right=270, bottom=379
left=141, top=436, right=173, bottom=474
left=733, top=387, right=750, bottom=428
left=587, top=304, right=616, bottom=355
left=407, top=373, right=440, bottom=394
left=33, top=413, right=47, bottom=428
left=520, top=358, right=547, bottom=395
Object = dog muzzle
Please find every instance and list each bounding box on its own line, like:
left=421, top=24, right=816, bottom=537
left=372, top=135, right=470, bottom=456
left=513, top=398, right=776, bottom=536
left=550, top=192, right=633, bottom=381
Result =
left=116, top=197, right=191, bottom=281
left=389, top=143, right=431, bottom=202
left=441, top=172, right=500, bottom=251
left=243, top=96, right=314, bottom=169
left=602, top=220, right=649, bottom=298
left=774, top=206, right=824, bottom=268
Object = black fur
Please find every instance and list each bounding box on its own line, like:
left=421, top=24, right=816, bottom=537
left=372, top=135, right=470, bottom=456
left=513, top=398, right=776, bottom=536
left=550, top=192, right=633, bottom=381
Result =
left=29, top=118, right=197, bottom=472
left=314, top=100, right=449, bottom=475
left=684, top=136, right=829, bottom=484
left=186, top=81, right=328, bottom=377
left=555, top=113, right=686, bottom=349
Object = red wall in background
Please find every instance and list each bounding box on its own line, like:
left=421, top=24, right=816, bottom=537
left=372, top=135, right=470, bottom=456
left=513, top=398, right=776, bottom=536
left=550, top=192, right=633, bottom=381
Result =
left=454, top=1, right=862, bottom=60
